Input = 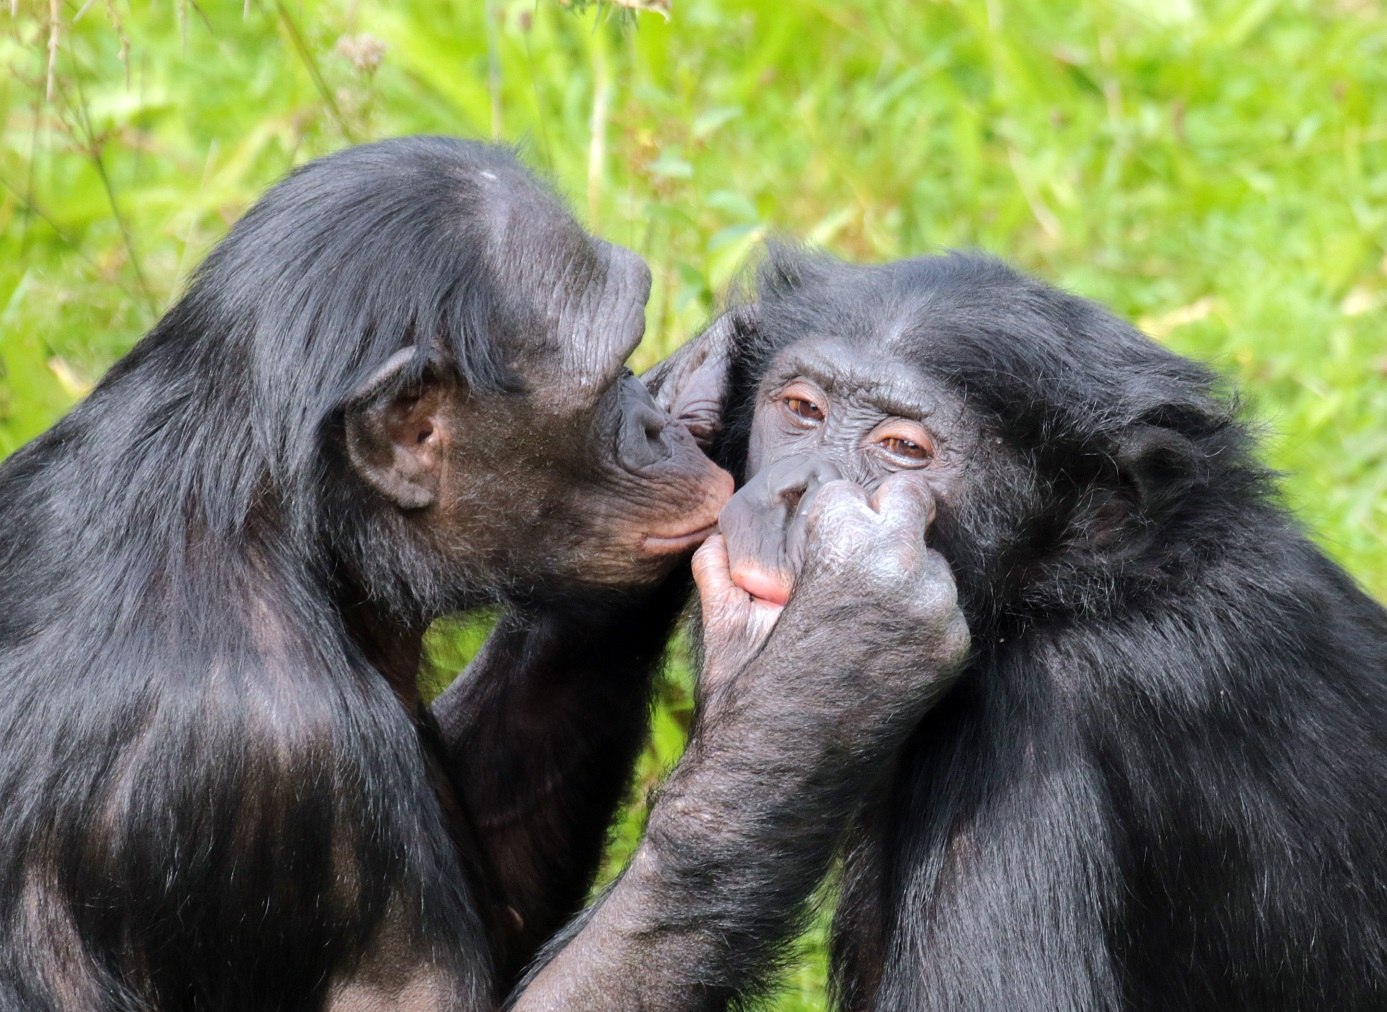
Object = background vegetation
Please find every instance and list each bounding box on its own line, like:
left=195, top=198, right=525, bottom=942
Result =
left=2, top=1, right=1384, bottom=1006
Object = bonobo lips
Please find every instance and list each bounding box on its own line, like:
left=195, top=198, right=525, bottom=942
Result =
left=640, top=468, right=735, bottom=555
left=729, top=563, right=792, bottom=608
left=641, top=523, right=720, bottom=555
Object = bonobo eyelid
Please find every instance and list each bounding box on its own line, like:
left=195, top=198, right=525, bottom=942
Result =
left=866, top=419, right=937, bottom=468
left=775, top=380, right=828, bottom=426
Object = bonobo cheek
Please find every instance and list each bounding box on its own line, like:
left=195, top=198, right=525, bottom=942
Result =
left=719, top=454, right=843, bottom=606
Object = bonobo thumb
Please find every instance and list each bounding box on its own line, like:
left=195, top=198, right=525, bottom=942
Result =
left=693, top=533, right=785, bottom=697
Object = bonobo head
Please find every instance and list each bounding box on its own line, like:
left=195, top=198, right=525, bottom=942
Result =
left=148, top=137, right=730, bottom=620
left=709, top=245, right=1250, bottom=634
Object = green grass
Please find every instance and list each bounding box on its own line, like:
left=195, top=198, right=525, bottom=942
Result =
left=3, top=2, right=1385, bottom=1007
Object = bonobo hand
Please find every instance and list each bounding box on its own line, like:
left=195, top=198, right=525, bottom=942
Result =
left=508, top=478, right=970, bottom=1012
left=691, top=455, right=842, bottom=696
left=700, top=468, right=971, bottom=742
left=795, top=475, right=970, bottom=701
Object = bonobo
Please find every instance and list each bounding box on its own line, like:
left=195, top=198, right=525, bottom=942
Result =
left=701, top=246, right=1387, bottom=1009
left=0, top=137, right=740, bottom=1009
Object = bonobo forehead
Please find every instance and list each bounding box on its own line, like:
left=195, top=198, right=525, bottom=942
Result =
left=758, top=254, right=1029, bottom=368
left=481, top=186, right=651, bottom=401
left=749, top=247, right=1225, bottom=454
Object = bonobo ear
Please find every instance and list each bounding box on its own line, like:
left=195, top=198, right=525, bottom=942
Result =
left=642, top=305, right=758, bottom=450
left=1116, top=425, right=1208, bottom=521
left=1090, top=425, right=1207, bottom=551
left=343, top=348, right=455, bottom=511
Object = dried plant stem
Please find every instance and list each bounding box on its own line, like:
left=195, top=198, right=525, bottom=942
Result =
left=46, top=0, right=61, bottom=101
left=274, top=0, right=356, bottom=141
left=485, top=0, right=503, bottom=139
left=586, top=35, right=611, bottom=227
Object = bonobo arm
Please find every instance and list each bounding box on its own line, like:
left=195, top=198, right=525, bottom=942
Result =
left=430, top=577, right=689, bottom=986
left=510, top=475, right=971, bottom=1010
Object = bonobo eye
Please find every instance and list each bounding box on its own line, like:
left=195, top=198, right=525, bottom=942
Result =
left=779, top=382, right=827, bottom=425
left=872, top=421, right=935, bottom=466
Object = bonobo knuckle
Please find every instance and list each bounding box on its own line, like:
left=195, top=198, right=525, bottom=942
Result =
left=857, top=552, right=922, bottom=603
left=937, top=612, right=972, bottom=671
left=894, top=552, right=962, bottom=632
left=873, top=472, right=937, bottom=525
left=805, top=479, right=870, bottom=529
left=804, top=490, right=877, bottom=569
left=881, top=492, right=934, bottom=535
left=911, top=552, right=959, bottom=613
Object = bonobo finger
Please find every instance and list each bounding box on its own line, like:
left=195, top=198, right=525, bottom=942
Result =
left=869, top=473, right=937, bottom=533
left=783, top=488, right=819, bottom=579
left=795, top=480, right=881, bottom=572
left=693, top=533, right=785, bottom=697
left=692, top=534, right=739, bottom=615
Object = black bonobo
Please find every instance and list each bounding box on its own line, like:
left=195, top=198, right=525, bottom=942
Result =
left=698, top=245, right=1387, bottom=1010
left=0, top=137, right=744, bottom=1010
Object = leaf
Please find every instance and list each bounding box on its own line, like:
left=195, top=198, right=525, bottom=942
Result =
left=647, top=148, right=693, bottom=180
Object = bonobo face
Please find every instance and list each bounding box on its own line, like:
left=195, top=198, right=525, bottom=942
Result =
left=720, top=333, right=973, bottom=606
left=345, top=209, right=731, bottom=599
left=477, top=229, right=734, bottom=593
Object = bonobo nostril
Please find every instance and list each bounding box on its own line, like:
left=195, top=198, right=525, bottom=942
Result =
left=780, top=485, right=805, bottom=515
left=762, top=456, right=842, bottom=518
left=615, top=371, right=677, bottom=470
left=619, top=402, right=674, bottom=470
left=754, top=454, right=837, bottom=524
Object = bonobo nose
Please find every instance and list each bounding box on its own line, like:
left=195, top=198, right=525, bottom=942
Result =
left=719, top=454, right=844, bottom=607
left=761, top=456, right=844, bottom=520
left=617, top=381, right=673, bottom=471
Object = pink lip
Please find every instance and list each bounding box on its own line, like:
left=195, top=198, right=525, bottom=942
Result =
left=730, top=565, right=792, bottom=607
left=641, top=524, right=719, bottom=555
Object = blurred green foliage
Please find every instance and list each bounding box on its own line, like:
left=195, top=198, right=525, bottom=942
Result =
left=2, top=1, right=1385, bottom=1006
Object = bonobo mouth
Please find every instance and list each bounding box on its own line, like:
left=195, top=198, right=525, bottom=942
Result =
left=729, top=563, right=792, bottom=608
left=641, top=523, right=720, bottom=555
